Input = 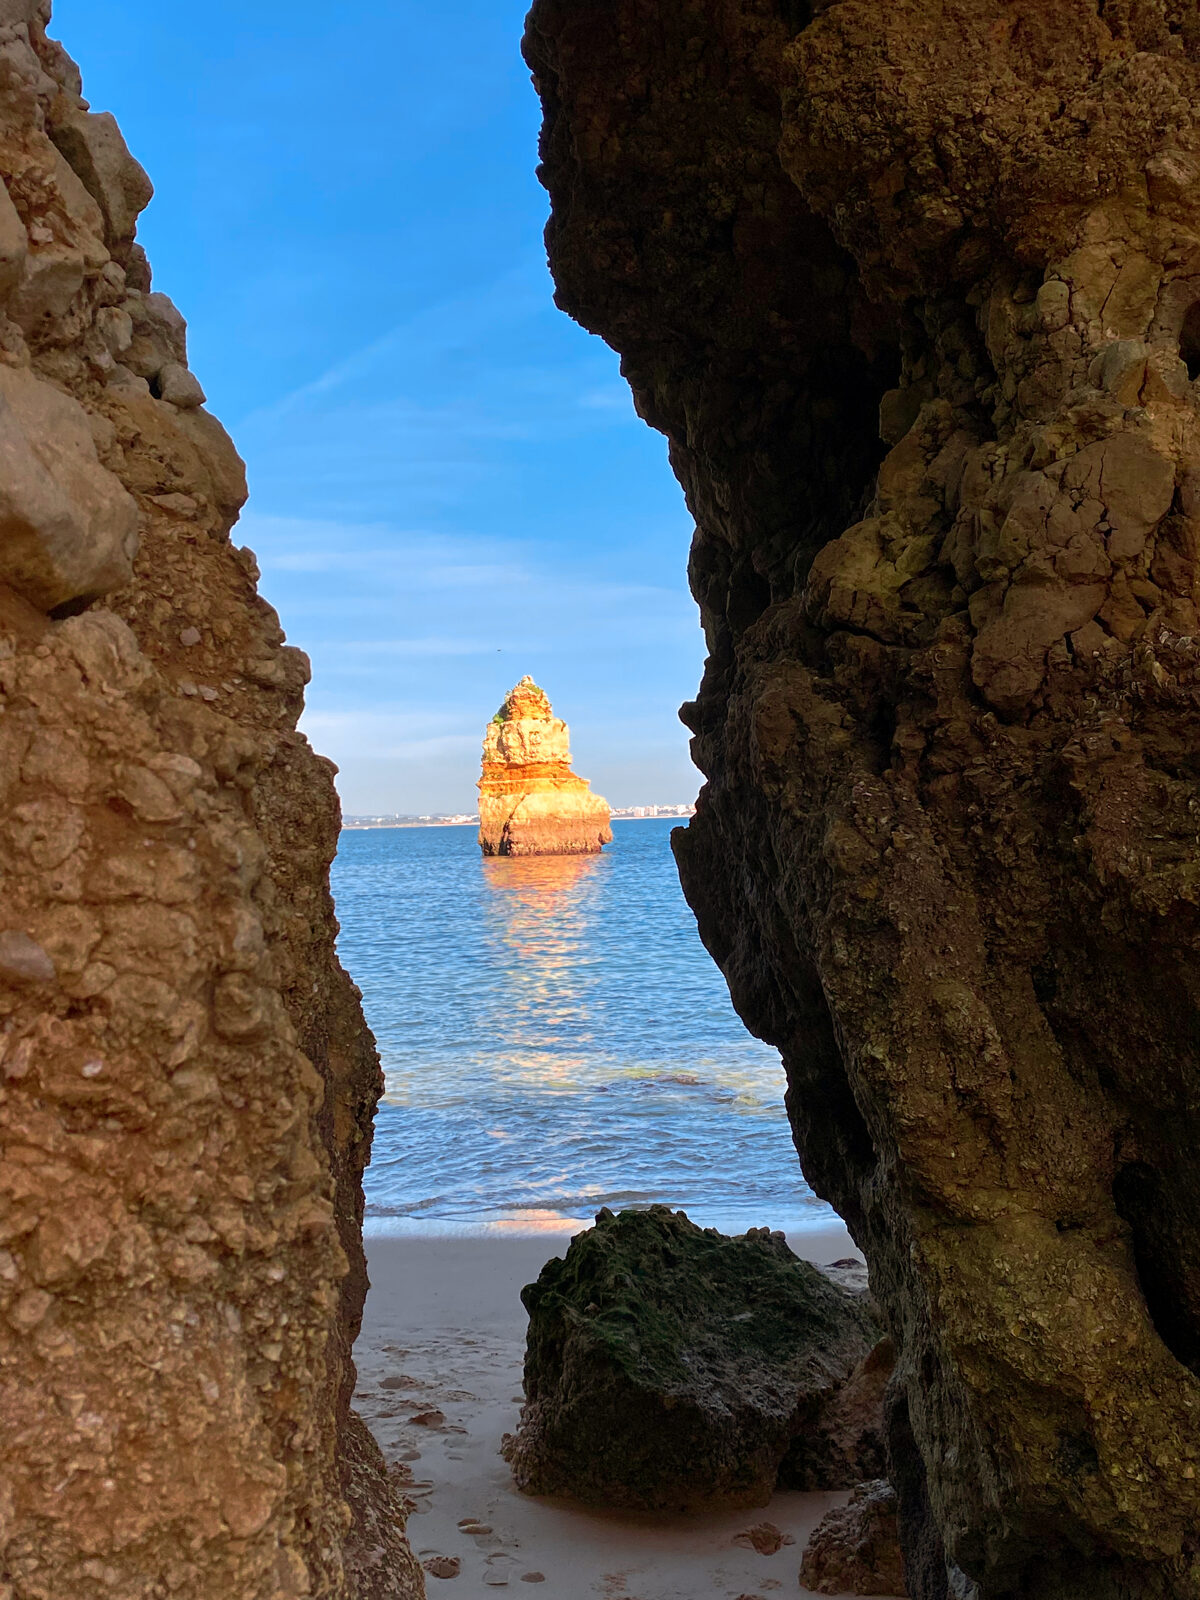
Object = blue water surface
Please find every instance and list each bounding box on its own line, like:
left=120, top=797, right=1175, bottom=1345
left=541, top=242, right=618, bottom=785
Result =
left=332, top=819, right=830, bottom=1234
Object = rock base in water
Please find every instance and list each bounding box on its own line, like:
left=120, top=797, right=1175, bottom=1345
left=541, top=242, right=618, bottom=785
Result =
left=503, top=1207, right=878, bottom=1512
left=478, top=676, right=611, bottom=856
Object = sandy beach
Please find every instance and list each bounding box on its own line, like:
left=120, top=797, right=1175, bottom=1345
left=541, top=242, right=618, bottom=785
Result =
left=356, top=1220, right=895, bottom=1599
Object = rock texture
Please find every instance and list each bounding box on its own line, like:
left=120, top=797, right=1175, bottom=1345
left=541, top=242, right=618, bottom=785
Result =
left=502, top=1206, right=878, bottom=1511
left=524, top=2, right=1200, bottom=1596
left=478, top=675, right=612, bottom=856
left=0, top=6, right=420, bottom=1597
left=781, top=1333, right=893, bottom=1492
left=800, top=1480, right=908, bottom=1598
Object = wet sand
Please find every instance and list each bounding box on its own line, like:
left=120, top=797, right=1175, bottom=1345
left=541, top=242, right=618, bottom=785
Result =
left=356, top=1222, right=896, bottom=1599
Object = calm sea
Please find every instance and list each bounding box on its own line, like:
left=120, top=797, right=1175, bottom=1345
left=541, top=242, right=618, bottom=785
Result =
left=332, top=819, right=831, bottom=1236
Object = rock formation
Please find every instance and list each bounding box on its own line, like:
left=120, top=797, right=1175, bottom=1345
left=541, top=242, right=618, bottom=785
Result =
left=782, top=1333, right=893, bottom=1492
left=524, top=2, right=1200, bottom=1595
left=478, top=675, right=612, bottom=855
left=800, top=1480, right=909, bottom=1598
left=502, top=1206, right=879, bottom=1511
left=0, top=6, right=420, bottom=1596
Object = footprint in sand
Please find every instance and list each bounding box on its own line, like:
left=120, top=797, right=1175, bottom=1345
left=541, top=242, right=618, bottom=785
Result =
left=484, top=1553, right=518, bottom=1587
left=402, top=1479, right=435, bottom=1514
left=422, top=1555, right=462, bottom=1580
left=409, top=1408, right=447, bottom=1429
left=520, top=1576, right=545, bottom=1586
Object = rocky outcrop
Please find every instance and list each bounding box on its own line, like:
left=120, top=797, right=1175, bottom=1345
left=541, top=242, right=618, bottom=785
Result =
left=800, top=1480, right=908, bottom=1598
left=502, top=1206, right=878, bottom=1511
left=782, top=1333, right=893, bottom=1492
left=524, top=2, right=1200, bottom=1596
left=478, top=675, right=611, bottom=855
left=0, top=6, right=418, bottom=1597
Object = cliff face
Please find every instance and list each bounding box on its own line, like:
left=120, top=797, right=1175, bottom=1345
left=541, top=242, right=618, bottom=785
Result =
left=524, top=3, right=1200, bottom=1597
left=0, top=6, right=420, bottom=1597
left=478, top=676, right=612, bottom=855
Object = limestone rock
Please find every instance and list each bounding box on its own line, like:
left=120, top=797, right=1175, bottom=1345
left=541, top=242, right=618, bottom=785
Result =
left=0, top=178, right=27, bottom=298
left=0, top=362, right=139, bottom=611
left=0, top=6, right=414, bottom=1597
left=478, top=674, right=612, bottom=855
left=502, top=1207, right=877, bottom=1512
left=781, top=1335, right=893, bottom=1492
left=157, top=358, right=206, bottom=408
left=800, top=1481, right=908, bottom=1598
left=342, top=1411, right=426, bottom=1600
left=525, top=1, right=1200, bottom=1594
left=49, top=107, right=153, bottom=255
left=0, top=928, right=55, bottom=983
left=123, top=289, right=189, bottom=380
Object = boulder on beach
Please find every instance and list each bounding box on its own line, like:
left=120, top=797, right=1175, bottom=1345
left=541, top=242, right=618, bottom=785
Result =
left=502, top=1206, right=880, bottom=1512
left=799, top=1479, right=909, bottom=1597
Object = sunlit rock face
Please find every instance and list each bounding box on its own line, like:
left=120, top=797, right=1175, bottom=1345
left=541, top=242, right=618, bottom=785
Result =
left=0, top=5, right=419, bottom=1596
left=479, top=676, right=612, bottom=855
left=525, top=2, right=1200, bottom=1596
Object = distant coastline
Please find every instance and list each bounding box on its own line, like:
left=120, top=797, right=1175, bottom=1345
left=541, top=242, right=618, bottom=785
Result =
left=342, top=805, right=696, bottom=831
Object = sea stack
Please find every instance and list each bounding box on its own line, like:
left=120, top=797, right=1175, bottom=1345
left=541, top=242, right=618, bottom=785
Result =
left=478, top=677, right=612, bottom=856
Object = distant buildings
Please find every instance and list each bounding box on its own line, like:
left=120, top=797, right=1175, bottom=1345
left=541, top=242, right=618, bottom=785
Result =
left=342, top=803, right=695, bottom=830
left=610, top=804, right=695, bottom=820
left=342, top=813, right=478, bottom=829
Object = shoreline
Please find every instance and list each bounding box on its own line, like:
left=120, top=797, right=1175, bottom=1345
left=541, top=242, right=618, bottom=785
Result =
left=362, top=1207, right=847, bottom=1241
left=340, top=815, right=697, bottom=831
left=356, top=1221, right=878, bottom=1598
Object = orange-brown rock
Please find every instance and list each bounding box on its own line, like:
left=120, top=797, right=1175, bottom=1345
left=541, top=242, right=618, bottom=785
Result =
left=0, top=6, right=420, bottom=1597
left=478, top=676, right=612, bottom=855
left=800, top=1481, right=908, bottom=1598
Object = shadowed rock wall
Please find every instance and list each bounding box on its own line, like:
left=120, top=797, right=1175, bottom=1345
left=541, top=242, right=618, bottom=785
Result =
left=0, top=4, right=420, bottom=1595
left=523, top=2, right=1200, bottom=1596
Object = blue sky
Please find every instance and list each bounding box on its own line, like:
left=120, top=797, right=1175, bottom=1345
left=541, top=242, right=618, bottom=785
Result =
left=57, top=0, right=703, bottom=813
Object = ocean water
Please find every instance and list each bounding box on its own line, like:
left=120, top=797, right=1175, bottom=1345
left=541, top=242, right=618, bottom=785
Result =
left=332, top=819, right=830, bottom=1236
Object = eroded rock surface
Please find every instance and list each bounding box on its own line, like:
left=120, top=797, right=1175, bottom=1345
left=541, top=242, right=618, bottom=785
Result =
left=0, top=5, right=419, bottom=1596
left=524, top=2, right=1200, bottom=1595
left=800, top=1480, right=908, bottom=1598
left=478, top=675, right=612, bottom=855
left=502, top=1206, right=878, bottom=1511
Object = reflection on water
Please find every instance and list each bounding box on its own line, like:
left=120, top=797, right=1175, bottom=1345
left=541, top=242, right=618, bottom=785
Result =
left=332, top=820, right=829, bottom=1234
left=481, top=853, right=602, bottom=1043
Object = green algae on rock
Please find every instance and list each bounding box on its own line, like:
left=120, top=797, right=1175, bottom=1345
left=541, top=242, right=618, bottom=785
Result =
left=502, top=1206, right=878, bottom=1512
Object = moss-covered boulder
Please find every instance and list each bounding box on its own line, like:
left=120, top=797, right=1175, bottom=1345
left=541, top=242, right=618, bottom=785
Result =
left=502, top=1206, right=879, bottom=1512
